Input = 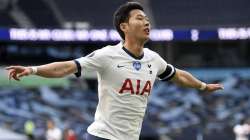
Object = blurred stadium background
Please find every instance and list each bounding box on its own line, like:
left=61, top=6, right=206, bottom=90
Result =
left=0, top=0, right=250, bottom=140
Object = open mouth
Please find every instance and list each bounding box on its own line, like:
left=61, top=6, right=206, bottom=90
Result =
left=144, top=28, right=150, bottom=34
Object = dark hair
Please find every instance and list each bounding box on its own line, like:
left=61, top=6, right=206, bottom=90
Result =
left=113, top=2, right=144, bottom=40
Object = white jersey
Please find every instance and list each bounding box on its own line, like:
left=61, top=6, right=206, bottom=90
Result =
left=75, top=42, right=175, bottom=140
left=46, top=128, right=62, bottom=140
left=234, top=124, right=250, bottom=140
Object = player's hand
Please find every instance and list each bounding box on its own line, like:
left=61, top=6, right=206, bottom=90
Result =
left=205, top=83, right=224, bottom=92
left=5, top=66, right=32, bottom=81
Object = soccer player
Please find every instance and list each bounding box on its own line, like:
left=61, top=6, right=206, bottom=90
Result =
left=6, top=2, right=224, bottom=140
left=46, top=120, right=62, bottom=140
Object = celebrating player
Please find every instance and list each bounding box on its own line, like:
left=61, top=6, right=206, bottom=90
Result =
left=6, top=2, right=223, bottom=140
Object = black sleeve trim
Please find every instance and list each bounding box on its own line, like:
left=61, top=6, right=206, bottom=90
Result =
left=158, top=64, right=176, bottom=81
left=74, top=60, right=81, bottom=78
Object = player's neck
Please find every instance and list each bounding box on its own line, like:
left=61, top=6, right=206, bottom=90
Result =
left=123, top=38, right=144, bottom=57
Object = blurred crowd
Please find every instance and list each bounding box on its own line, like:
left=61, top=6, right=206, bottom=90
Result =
left=148, top=73, right=250, bottom=140
left=0, top=74, right=250, bottom=140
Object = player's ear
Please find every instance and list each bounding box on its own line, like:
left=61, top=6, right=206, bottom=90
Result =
left=120, top=23, right=127, bottom=33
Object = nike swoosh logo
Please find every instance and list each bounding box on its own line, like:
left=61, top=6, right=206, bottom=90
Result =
left=117, top=65, right=125, bottom=68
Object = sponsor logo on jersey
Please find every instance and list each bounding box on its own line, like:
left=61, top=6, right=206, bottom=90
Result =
left=119, top=78, right=152, bottom=95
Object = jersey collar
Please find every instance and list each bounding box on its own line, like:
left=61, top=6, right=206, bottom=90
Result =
left=122, top=46, right=144, bottom=60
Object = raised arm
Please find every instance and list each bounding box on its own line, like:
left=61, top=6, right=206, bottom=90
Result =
left=171, top=69, right=224, bottom=92
left=6, top=61, right=77, bottom=81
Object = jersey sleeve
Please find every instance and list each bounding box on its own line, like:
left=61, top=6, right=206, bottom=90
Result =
left=155, top=54, right=176, bottom=81
left=74, top=48, right=108, bottom=77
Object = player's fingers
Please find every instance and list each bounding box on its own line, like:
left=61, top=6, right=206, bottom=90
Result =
left=210, top=85, right=223, bottom=92
left=8, top=70, right=16, bottom=80
left=5, top=66, right=14, bottom=70
left=9, top=72, right=20, bottom=81
left=12, top=73, right=20, bottom=81
left=206, top=84, right=224, bottom=92
left=6, top=66, right=24, bottom=72
left=6, top=66, right=20, bottom=70
left=8, top=69, right=15, bottom=74
left=215, top=84, right=224, bottom=90
left=9, top=72, right=13, bottom=81
left=17, top=71, right=29, bottom=78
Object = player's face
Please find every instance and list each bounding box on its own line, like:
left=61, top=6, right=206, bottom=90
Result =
left=126, top=9, right=150, bottom=42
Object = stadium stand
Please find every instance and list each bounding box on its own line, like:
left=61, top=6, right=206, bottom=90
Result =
left=17, top=0, right=61, bottom=28
left=0, top=11, right=17, bottom=27
left=150, top=0, right=250, bottom=28
left=53, top=0, right=128, bottom=28
left=0, top=0, right=18, bottom=27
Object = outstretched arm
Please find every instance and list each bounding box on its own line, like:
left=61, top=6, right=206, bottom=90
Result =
left=6, top=61, right=77, bottom=81
left=171, top=69, right=224, bottom=92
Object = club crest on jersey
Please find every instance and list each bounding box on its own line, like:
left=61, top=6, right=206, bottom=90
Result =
left=133, top=61, right=141, bottom=71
